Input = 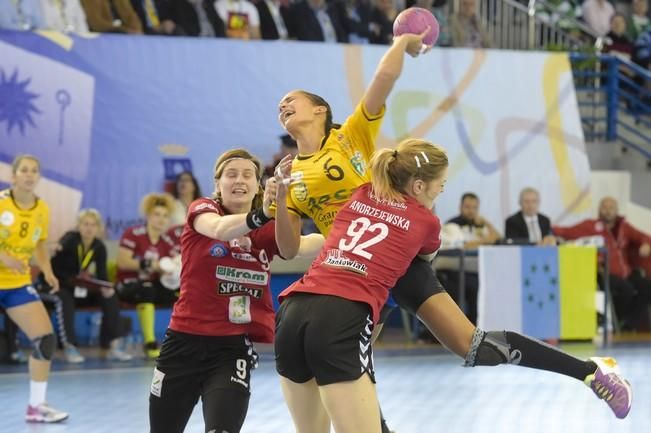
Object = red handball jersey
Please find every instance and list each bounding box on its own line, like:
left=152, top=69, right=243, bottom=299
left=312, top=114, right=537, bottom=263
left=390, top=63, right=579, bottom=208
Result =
left=280, top=183, right=441, bottom=324
left=169, top=198, right=279, bottom=342
left=117, top=225, right=177, bottom=283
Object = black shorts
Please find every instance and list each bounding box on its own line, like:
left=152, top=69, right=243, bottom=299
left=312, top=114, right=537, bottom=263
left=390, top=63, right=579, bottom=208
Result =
left=149, top=330, right=257, bottom=433
left=275, top=293, right=375, bottom=386
left=391, top=257, right=446, bottom=315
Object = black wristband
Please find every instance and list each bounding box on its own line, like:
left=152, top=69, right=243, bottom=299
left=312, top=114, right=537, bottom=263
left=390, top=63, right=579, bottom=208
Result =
left=246, top=208, right=272, bottom=229
left=139, top=258, right=150, bottom=271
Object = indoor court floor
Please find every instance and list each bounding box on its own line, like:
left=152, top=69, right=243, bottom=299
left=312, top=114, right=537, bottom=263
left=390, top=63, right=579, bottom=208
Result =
left=0, top=343, right=649, bottom=433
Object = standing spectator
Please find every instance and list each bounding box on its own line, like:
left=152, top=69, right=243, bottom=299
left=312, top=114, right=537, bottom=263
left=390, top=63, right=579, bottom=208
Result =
left=441, top=192, right=500, bottom=324
left=504, top=187, right=556, bottom=245
left=169, top=171, right=202, bottom=227
left=47, top=209, right=132, bottom=362
left=0, top=0, right=44, bottom=30
left=116, top=193, right=179, bottom=359
left=287, top=0, right=349, bottom=43
left=582, top=0, right=615, bottom=36
left=626, top=0, right=650, bottom=41
left=167, top=0, right=225, bottom=36
left=553, top=197, right=651, bottom=331
left=213, top=0, right=261, bottom=39
left=605, top=13, right=634, bottom=59
left=368, top=0, right=397, bottom=44
left=80, top=0, right=143, bottom=33
left=254, top=0, right=290, bottom=39
left=0, top=155, right=67, bottom=423
left=449, top=0, right=491, bottom=48
left=40, top=0, right=89, bottom=32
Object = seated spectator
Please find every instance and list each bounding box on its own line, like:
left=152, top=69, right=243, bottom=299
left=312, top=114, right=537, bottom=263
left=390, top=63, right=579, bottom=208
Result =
left=287, top=0, right=349, bottom=43
left=449, top=0, right=491, bottom=48
left=167, top=0, right=225, bottom=37
left=553, top=197, right=651, bottom=331
left=604, top=13, right=634, bottom=59
left=0, top=0, right=44, bottom=30
left=80, top=0, right=143, bottom=33
left=626, top=0, right=650, bottom=41
left=505, top=187, right=556, bottom=245
left=582, top=0, right=615, bottom=37
left=169, top=171, right=202, bottom=227
left=40, top=0, right=89, bottom=32
left=130, top=0, right=182, bottom=35
left=440, top=192, right=500, bottom=324
left=368, top=0, right=398, bottom=45
left=116, top=193, right=179, bottom=359
left=254, top=0, right=290, bottom=39
left=213, top=0, right=261, bottom=39
left=45, top=209, right=132, bottom=362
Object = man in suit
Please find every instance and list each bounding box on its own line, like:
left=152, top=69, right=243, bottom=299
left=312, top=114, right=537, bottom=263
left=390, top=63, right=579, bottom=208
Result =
left=505, top=187, right=555, bottom=245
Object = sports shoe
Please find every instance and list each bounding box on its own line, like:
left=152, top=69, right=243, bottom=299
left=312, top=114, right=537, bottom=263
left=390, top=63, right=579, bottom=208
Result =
left=584, top=357, right=632, bottom=419
left=144, top=341, right=160, bottom=360
left=107, top=348, right=133, bottom=361
left=9, top=350, right=28, bottom=364
left=25, top=403, right=69, bottom=423
left=63, top=344, right=85, bottom=363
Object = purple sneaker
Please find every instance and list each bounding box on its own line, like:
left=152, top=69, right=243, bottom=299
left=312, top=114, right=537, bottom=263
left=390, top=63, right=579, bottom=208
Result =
left=584, top=357, right=632, bottom=419
left=25, top=403, right=69, bottom=423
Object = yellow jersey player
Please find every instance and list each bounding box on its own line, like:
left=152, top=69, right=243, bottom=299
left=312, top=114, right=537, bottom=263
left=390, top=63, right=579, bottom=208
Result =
left=0, top=155, right=68, bottom=423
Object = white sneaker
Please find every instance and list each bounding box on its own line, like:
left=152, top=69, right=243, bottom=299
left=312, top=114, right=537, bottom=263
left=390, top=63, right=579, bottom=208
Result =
left=107, top=348, right=133, bottom=362
left=25, top=403, right=69, bottom=423
left=63, top=344, right=85, bottom=363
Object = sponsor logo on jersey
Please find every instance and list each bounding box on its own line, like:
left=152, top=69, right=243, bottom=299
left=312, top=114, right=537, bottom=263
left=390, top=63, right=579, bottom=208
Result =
left=322, top=249, right=367, bottom=276
left=194, top=202, right=218, bottom=212
left=121, top=238, right=136, bottom=249
left=216, top=266, right=268, bottom=285
left=32, top=227, right=42, bottom=242
left=307, top=188, right=353, bottom=213
left=0, top=227, right=9, bottom=240
left=368, top=190, right=408, bottom=210
left=218, top=281, right=263, bottom=299
left=0, top=211, right=15, bottom=226
left=350, top=151, right=366, bottom=176
left=292, top=181, right=308, bottom=202
left=232, top=252, right=257, bottom=262
left=210, top=243, right=229, bottom=257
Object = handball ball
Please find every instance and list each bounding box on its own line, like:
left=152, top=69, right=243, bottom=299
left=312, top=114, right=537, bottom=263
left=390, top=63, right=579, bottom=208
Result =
left=393, top=7, right=440, bottom=46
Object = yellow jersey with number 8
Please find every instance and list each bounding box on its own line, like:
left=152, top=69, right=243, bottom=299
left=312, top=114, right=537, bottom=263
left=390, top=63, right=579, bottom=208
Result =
left=0, top=189, right=50, bottom=289
left=285, top=103, right=385, bottom=235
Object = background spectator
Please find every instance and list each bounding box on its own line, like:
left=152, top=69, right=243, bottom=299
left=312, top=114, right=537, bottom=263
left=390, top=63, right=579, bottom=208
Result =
left=605, top=12, right=634, bottom=59
left=287, top=0, right=349, bottom=43
left=626, top=0, right=650, bottom=41
left=168, top=0, right=226, bottom=36
left=130, top=0, right=181, bottom=34
left=504, top=187, right=556, bottom=246
left=262, top=134, right=298, bottom=183
left=0, top=0, right=44, bottom=30
left=449, top=0, right=491, bottom=48
left=116, top=193, right=179, bottom=359
left=582, top=0, right=615, bottom=36
left=368, top=0, right=397, bottom=44
left=553, top=197, right=651, bottom=331
left=254, top=0, right=290, bottom=39
left=213, top=0, right=261, bottom=39
left=47, top=209, right=132, bottom=362
left=169, top=171, right=202, bottom=227
left=40, top=0, right=89, bottom=32
left=80, top=0, right=143, bottom=33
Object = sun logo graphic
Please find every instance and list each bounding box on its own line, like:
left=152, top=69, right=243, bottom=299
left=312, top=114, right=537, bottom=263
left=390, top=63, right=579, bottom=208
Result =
left=0, top=68, right=41, bottom=135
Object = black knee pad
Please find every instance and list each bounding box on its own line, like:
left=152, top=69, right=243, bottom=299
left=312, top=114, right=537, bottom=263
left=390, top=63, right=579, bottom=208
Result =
left=392, top=257, right=445, bottom=315
left=32, top=333, right=56, bottom=361
left=464, top=329, right=521, bottom=367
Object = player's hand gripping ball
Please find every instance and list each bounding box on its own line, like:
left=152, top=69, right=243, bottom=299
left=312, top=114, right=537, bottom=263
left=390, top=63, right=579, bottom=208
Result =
left=393, top=7, right=440, bottom=46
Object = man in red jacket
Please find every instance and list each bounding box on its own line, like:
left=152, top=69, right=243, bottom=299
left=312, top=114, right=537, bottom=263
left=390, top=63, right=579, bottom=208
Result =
left=553, top=197, right=651, bottom=330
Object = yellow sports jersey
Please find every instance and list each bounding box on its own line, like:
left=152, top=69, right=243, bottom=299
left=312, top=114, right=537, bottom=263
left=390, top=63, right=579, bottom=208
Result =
left=286, top=103, right=384, bottom=235
left=0, top=189, right=50, bottom=289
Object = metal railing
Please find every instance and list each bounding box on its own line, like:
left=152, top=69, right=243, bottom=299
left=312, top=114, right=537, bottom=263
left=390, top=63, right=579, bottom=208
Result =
left=571, top=53, right=651, bottom=159
left=452, top=0, right=600, bottom=51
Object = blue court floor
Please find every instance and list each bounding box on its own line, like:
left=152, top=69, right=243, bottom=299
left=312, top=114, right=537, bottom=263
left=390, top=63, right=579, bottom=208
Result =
left=0, top=343, right=649, bottom=433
